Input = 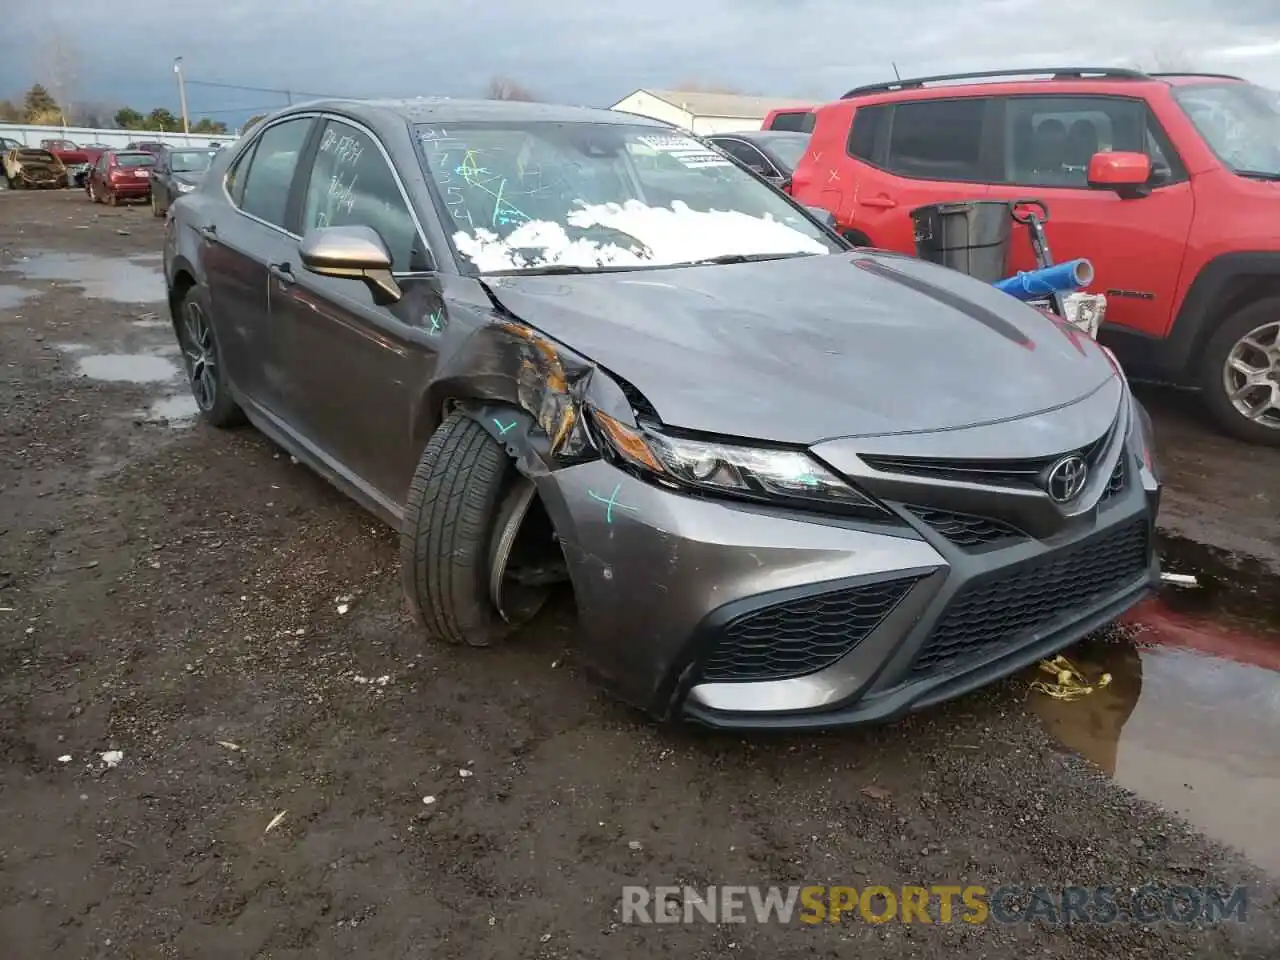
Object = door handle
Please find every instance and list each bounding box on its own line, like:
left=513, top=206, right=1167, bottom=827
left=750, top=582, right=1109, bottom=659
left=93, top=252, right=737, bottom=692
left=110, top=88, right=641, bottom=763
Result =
left=859, top=196, right=898, bottom=209
left=268, top=262, right=295, bottom=284
left=197, top=224, right=217, bottom=241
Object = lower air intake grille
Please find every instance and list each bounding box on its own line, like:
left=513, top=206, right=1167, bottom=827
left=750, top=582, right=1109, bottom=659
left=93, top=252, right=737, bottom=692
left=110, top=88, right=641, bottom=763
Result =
left=910, top=518, right=1149, bottom=678
left=905, top=506, right=1026, bottom=549
left=701, top=578, right=919, bottom=683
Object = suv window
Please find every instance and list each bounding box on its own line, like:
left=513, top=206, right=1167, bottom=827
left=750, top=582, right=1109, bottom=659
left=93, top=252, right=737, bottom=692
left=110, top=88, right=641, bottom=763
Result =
left=238, top=117, right=313, bottom=229
left=769, top=111, right=814, bottom=133
left=1003, top=96, right=1180, bottom=187
left=884, top=98, right=991, bottom=181
left=300, top=119, right=423, bottom=273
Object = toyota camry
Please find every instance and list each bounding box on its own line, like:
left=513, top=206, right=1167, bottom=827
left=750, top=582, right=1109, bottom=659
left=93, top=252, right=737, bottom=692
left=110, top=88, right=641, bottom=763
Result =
left=162, top=98, right=1161, bottom=729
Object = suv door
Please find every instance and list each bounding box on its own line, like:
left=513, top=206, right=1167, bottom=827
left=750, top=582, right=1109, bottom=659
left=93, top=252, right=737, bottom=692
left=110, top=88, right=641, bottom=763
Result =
left=842, top=96, right=1000, bottom=252
left=983, top=95, right=1194, bottom=338
left=275, top=117, right=440, bottom=507
left=201, top=115, right=317, bottom=416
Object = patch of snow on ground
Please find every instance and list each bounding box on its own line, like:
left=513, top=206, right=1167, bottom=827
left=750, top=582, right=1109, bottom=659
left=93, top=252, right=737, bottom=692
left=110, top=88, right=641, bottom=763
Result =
left=453, top=200, right=828, bottom=271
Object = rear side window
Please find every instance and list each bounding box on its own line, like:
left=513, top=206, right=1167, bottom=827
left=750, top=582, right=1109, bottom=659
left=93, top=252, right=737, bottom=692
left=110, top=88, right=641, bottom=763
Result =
left=884, top=98, right=990, bottom=181
left=769, top=110, right=814, bottom=132
left=238, top=117, right=314, bottom=229
left=848, top=104, right=890, bottom=161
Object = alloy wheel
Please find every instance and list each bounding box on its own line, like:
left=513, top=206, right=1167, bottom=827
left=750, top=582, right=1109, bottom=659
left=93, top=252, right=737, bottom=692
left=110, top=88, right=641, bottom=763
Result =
left=181, top=300, right=218, bottom=412
left=1222, top=319, right=1280, bottom=430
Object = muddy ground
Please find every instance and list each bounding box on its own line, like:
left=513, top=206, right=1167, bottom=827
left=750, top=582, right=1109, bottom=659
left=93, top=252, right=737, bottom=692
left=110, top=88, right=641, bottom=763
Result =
left=1, top=190, right=1278, bottom=959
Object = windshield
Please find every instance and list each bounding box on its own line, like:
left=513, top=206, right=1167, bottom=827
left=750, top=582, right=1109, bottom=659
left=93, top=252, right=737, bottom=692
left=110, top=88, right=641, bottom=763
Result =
left=117, top=153, right=156, bottom=168
left=415, top=121, right=838, bottom=272
left=764, top=134, right=811, bottom=171
left=1174, top=82, right=1280, bottom=178
left=168, top=149, right=214, bottom=173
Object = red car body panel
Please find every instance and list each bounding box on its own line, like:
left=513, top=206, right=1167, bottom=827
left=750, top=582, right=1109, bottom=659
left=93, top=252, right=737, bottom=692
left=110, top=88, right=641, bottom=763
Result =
left=40, top=138, right=90, bottom=168
left=789, top=75, right=1280, bottom=374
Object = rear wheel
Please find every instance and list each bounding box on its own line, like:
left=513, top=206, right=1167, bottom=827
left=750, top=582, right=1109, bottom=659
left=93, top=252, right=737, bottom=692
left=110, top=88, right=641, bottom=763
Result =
left=107, top=188, right=119, bottom=207
left=400, top=413, right=553, bottom=647
left=175, top=286, right=244, bottom=428
left=1200, top=297, right=1280, bottom=446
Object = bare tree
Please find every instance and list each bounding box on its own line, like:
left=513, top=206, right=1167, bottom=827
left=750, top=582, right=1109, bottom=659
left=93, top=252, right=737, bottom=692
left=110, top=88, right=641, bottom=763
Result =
left=1146, top=45, right=1198, bottom=72
left=37, top=26, right=80, bottom=126
left=484, top=76, right=540, bottom=101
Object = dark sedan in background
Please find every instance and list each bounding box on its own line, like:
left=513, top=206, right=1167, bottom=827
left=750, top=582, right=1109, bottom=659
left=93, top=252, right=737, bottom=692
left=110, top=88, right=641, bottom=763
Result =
left=162, top=98, right=1159, bottom=731
left=707, top=130, right=812, bottom=189
left=150, top=146, right=217, bottom=217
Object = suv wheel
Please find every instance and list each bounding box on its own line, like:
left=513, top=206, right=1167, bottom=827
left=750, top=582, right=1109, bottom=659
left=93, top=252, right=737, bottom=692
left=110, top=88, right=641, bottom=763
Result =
left=1200, top=297, right=1280, bottom=446
left=400, top=412, right=551, bottom=647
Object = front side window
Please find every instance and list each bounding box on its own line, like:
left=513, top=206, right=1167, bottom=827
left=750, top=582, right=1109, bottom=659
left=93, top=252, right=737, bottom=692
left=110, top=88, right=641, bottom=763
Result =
left=1174, top=82, right=1280, bottom=179
left=715, top=139, right=773, bottom=174
left=763, top=134, right=810, bottom=172
left=300, top=120, right=422, bottom=272
left=239, top=117, right=314, bottom=228
left=885, top=98, right=990, bottom=181
left=416, top=121, right=838, bottom=273
left=1002, top=96, right=1177, bottom=187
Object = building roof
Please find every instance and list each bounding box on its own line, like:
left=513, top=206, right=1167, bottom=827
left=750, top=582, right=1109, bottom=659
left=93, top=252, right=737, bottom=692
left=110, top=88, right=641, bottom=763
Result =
left=614, top=89, right=814, bottom=119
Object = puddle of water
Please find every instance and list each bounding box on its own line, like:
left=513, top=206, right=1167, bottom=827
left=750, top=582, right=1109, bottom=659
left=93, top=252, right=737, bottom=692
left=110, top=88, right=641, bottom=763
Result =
left=77, top=354, right=181, bottom=383
left=0, top=285, right=34, bottom=310
left=144, top=394, right=199, bottom=427
left=53, top=342, right=93, bottom=353
left=131, top=318, right=169, bottom=329
left=6, top=250, right=164, bottom=303
left=1032, top=533, right=1280, bottom=874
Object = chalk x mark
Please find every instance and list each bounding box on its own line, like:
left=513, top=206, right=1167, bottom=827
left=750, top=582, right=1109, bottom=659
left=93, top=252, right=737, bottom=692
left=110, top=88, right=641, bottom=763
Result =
left=429, top=310, right=444, bottom=333
left=588, top=483, right=639, bottom=524
left=494, top=418, right=517, bottom=435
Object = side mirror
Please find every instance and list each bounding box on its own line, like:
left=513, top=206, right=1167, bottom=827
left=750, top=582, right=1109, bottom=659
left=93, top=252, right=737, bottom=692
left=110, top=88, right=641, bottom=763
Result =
left=299, top=225, right=402, bottom=304
left=1087, top=151, right=1153, bottom=199
left=804, top=205, right=838, bottom=230
left=779, top=176, right=794, bottom=194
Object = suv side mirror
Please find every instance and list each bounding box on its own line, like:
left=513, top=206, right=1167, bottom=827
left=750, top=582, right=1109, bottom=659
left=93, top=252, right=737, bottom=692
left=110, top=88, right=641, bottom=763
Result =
left=299, top=225, right=402, bottom=304
left=1087, top=151, right=1153, bottom=199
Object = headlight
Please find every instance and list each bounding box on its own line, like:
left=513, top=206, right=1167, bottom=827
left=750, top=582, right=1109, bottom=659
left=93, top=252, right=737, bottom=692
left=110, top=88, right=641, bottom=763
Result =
left=177, top=182, right=195, bottom=193
left=590, top=409, right=890, bottom=517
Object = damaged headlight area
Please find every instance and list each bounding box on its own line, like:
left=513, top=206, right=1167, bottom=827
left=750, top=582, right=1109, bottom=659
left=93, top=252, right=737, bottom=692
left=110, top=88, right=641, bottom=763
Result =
left=590, top=409, right=891, bottom=518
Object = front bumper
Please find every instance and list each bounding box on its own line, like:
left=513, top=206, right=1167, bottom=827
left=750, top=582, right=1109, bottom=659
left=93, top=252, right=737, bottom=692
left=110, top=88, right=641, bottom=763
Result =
left=537, top=389, right=1160, bottom=729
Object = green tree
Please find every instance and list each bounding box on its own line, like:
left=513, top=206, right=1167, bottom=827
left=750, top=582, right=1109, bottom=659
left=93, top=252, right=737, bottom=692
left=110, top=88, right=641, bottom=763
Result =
left=23, top=83, right=61, bottom=123
left=114, top=107, right=144, bottom=129
left=146, top=107, right=179, bottom=131
left=0, top=99, right=22, bottom=122
left=242, top=113, right=267, bottom=132
left=191, top=117, right=228, bottom=134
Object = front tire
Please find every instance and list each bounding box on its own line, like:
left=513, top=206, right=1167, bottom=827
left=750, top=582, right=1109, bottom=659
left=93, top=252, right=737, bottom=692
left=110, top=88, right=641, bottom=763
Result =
left=175, top=286, right=244, bottom=428
left=152, top=191, right=163, bottom=217
left=1200, top=297, right=1280, bottom=446
left=400, top=413, right=523, bottom=647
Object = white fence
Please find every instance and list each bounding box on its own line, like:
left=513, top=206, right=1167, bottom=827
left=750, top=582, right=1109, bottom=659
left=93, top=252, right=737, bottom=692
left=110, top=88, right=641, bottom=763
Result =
left=0, top=122, right=238, bottom=150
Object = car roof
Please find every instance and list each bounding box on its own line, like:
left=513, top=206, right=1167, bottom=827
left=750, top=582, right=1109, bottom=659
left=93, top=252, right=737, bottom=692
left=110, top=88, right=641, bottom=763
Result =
left=290, top=97, right=667, bottom=128
left=836, top=68, right=1251, bottom=104
left=710, top=130, right=810, bottom=143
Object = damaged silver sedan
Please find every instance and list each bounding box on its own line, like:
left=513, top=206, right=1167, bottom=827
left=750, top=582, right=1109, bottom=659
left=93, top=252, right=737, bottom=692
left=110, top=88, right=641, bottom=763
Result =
left=163, top=98, right=1162, bottom=729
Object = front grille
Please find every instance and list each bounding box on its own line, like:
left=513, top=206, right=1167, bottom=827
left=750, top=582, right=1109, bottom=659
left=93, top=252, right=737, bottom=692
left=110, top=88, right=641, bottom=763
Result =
left=701, top=578, right=919, bottom=683
left=910, top=518, right=1149, bottom=678
left=861, top=418, right=1117, bottom=490
left=1099, top=450, right=1127, bottom=504
left=904, top=505, right=1026, bottom=549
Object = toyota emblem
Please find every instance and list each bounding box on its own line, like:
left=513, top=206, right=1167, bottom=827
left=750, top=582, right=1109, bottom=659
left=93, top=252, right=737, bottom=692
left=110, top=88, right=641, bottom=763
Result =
left=1045, top=455, right=1089, bottom=503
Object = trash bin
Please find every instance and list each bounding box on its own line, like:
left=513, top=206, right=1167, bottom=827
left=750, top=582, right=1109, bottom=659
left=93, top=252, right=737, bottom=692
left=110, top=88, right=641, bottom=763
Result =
left=911, top=200, right=1013, bottom=284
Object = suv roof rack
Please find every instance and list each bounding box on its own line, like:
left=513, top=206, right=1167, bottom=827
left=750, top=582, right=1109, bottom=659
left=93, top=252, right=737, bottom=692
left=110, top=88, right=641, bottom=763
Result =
left=840, top=67, right=1149, bottom=99
left=1147, top=71, right=1246, bottom=82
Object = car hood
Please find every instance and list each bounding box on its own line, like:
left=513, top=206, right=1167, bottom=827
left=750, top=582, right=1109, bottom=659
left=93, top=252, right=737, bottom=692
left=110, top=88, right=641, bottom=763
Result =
left=480, top=252, right=1118, bottom=445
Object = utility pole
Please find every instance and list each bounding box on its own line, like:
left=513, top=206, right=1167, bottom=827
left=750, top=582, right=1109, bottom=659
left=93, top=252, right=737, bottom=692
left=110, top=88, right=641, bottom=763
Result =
left=892, top=61, right=902, bottom=81
left=173, top=56, right=190, bottom=135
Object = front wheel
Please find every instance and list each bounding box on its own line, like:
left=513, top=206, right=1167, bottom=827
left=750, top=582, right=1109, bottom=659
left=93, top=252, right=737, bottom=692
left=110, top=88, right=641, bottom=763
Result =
left=400, top=413, right=548, bottom=647
left=152, top=192, right=163, bottom=217
left=175, top=286, right=245, bottom=428
left=1199, top=297, right=1280, bottom=446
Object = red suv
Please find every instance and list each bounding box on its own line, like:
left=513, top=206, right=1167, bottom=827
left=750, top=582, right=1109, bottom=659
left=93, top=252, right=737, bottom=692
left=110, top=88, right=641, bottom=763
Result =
left=790, top=68, right=1280, bottom=446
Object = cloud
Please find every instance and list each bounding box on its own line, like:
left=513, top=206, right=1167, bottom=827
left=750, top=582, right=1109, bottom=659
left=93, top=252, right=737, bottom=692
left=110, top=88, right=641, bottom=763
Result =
left=0, top=0, right=1277, bottom=120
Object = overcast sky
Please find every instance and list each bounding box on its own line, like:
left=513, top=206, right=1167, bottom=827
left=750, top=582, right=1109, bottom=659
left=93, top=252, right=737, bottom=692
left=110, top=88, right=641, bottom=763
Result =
left=2, top=0, right=1278, bottom=126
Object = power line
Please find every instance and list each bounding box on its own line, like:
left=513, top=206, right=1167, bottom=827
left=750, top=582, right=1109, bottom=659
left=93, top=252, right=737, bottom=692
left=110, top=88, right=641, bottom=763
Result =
left=184, top=77, right=345, bottom=101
